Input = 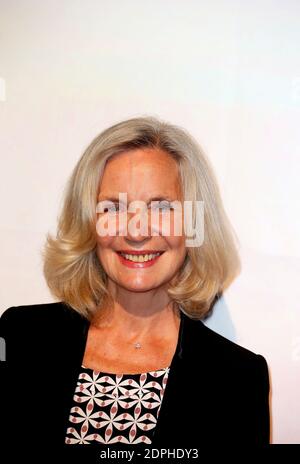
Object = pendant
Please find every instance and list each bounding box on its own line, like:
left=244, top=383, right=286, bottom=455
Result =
left=134, top=342, right=142, bottom=349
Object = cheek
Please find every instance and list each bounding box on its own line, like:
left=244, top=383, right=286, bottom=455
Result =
left=95, top=236, right=116, bottom=269
left=159, top=209, right=185, bottom=238
left=96, top=234, right=115, bottom=249
left=165, top=234, right=186, bottom=254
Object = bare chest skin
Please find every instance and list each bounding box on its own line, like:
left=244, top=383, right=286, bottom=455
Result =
left=82, top=321, right=180, bottom=375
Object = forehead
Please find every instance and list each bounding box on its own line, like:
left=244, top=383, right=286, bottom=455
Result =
left=99, top=148, right=182, bottom=198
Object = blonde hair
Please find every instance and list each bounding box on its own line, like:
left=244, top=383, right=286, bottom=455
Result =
left=42, top=116, right=241, bottom=320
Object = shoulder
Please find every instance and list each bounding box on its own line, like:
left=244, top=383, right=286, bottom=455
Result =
left=1, top=302, right=89, bottom=363
left=183, top=314, right=269, bottom=375
left=182, top=316, right=270, bottom=408
left=179, top=316, right=270, bottom=444
left=0, top=301, right=87, bottom=335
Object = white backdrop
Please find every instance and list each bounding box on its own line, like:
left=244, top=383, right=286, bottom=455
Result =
left=0, top=0, right=299, bottom=444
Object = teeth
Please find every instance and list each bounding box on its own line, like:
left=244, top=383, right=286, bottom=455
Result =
left=120, top=252, right=161, bottom=262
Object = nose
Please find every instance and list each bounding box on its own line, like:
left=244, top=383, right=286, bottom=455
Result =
left=125, top=209, right=152, bottom=242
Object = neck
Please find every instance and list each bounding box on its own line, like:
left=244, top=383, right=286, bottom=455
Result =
left=92, top=293, right=180, bottom=340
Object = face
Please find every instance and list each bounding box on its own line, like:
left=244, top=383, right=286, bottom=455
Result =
left=96, top=148, right=187, bottom=298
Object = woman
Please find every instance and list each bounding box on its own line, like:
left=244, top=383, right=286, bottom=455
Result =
left=0, top=116, right=270, bottom=451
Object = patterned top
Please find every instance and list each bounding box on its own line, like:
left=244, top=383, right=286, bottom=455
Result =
left=65, top=365, right=170, bottom=445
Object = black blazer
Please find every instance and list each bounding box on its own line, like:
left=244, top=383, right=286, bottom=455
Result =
left=0, top=302, right=270, bottom=453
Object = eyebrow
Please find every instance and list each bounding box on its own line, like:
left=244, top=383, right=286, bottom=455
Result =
left=97, top=196, right=176, bottom=204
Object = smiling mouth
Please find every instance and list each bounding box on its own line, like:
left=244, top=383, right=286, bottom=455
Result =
left=116, top=251, right=165, bottom=263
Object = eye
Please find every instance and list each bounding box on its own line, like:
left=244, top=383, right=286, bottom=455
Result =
left=103, top=203, right=119, bottom=213
left=98, top=201, right=126, bottom=214
left=151, top=201, right=174, bottom=211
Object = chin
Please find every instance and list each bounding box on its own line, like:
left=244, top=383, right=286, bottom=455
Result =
left=120, top=281, right=163, bottom=293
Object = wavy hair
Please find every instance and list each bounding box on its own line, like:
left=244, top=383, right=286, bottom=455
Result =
left=42, top=116, right=241, bottom=320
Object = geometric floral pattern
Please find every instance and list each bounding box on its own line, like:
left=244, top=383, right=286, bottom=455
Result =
left=65, top=366, right=170, bottom=445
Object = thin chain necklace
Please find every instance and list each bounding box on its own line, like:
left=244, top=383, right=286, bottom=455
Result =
left=131, top=304, right=181, bottom=350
